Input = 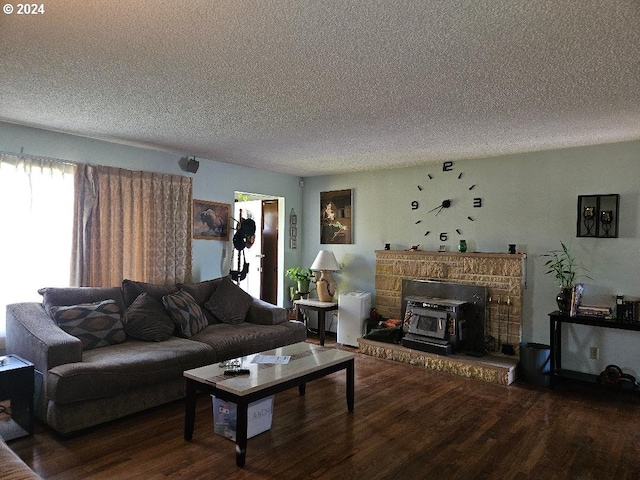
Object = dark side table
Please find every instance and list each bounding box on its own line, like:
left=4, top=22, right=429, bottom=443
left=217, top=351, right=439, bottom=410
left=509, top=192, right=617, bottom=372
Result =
left=294, top=299, right=338, bottom=346
left=0, top=354, right=35, bottom=441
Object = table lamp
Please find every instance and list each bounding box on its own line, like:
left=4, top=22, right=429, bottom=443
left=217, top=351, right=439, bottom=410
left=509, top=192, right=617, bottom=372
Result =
left=310, top=250, right=340, bottom=302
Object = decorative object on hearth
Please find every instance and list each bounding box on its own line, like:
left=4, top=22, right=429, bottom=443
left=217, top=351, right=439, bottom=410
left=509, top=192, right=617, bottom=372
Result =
left=541, top=241, right=591, bottom=314
left=484, top=293, right=496, bottom=352
left=410, top=160, right=483, bottom=245
left=576, top=194, right=619, bottom=238
left=310, top=250, right=340, bottom=302
left=501, top=296, right=515, bottom=355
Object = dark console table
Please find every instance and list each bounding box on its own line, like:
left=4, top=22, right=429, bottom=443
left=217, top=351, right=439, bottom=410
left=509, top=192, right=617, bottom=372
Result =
left=0, top=355, right=34, bottom=440
left=549, top=311, right=640, bottom=391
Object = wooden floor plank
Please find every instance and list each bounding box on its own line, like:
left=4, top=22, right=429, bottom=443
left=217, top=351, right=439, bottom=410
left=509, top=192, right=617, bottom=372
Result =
left=6, top=338, right=640, bottom=479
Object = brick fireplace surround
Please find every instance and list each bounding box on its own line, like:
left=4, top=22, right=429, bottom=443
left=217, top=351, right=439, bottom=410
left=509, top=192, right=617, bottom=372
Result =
left=357, top=250, right=527, bottom=385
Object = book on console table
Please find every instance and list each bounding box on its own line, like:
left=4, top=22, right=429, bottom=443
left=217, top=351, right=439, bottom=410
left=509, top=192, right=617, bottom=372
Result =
left=575, top=305, right=614, bottom=319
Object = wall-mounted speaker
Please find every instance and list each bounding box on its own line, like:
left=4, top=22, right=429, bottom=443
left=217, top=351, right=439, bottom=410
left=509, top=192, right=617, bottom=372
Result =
left=186, top=158, right=200, bottom=173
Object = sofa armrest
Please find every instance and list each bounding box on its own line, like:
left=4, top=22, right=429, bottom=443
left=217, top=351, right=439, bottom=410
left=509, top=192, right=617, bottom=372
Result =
left=247, top=298, right=287, bottom=325
left=6, top=302, right=83, bottom=375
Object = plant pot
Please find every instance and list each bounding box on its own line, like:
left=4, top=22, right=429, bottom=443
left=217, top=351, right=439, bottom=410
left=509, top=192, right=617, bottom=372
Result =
left=297, top=279, right=310, bottom=294
left=289, top=286, right=301, bottom=302
left=556, top=287, right=572, bottom=314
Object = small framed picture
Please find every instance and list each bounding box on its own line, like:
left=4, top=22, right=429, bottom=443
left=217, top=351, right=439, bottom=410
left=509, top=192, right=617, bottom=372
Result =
left=193, top=200, right=231, bottom=240
left=321, top=189, right=353, bottom=244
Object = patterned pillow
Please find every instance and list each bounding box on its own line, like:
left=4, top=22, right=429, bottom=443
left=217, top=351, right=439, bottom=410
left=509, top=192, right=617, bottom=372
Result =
left=50, top=299, right=126, bottom=350
left=162, top=290, right=208, bottom=338
left=204, top=275, right=253, bottom=325
left=123, top=293, right=175, bottom=342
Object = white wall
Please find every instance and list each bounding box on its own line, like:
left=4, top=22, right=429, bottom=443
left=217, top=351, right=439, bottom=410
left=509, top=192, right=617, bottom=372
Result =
left=0, top=122, right=303, bottom=306
left=301, top=141, right=640, bottom=376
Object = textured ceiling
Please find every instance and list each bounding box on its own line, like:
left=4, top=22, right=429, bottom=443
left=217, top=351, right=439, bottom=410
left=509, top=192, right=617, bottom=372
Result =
left=1, top=1, right=639, bottom=176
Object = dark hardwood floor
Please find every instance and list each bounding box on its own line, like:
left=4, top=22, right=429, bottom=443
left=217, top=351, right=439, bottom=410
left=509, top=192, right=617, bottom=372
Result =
left=6, top=337, right=640, bottom=479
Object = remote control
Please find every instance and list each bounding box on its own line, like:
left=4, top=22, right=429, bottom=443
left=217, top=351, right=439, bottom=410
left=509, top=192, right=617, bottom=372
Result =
left=223, top=369, right=250, bottom=376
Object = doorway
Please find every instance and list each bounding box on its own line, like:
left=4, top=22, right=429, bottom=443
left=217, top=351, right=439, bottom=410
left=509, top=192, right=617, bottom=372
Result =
left=233, top=192, right=283, bottom=305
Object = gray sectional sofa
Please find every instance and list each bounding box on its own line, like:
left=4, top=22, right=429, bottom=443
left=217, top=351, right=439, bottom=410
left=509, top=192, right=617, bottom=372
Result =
left=6, top=276, right=306, bottom=435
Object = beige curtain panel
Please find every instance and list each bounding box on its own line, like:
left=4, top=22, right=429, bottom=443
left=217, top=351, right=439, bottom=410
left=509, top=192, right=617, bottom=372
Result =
left=72, top=164, right=193, bottom=287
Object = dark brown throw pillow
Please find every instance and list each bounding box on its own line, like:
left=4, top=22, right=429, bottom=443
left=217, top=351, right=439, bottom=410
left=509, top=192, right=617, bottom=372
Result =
left=50, top=299, right=126, bottom=350
left=204, top=276, right=253, bottom=325
left=162, top=290, right=208, bottom=338
left=122, top=279, right=178, bottom=309
left=123, top=293, right=175, bottom=341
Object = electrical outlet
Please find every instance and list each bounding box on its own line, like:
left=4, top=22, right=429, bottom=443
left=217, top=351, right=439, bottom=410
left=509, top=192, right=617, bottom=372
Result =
left=589, top=347, right=599, bottom=360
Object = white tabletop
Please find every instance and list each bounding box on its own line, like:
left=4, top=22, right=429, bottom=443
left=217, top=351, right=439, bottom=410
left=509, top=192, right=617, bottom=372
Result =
left=293, top=299, right=338, bottom=308
left=184, top=342, right=354, bottom=396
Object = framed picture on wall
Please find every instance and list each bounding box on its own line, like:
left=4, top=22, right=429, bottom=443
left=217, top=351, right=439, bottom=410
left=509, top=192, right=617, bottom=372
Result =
left=320, top=189, right=353, bottom=244
left=193, top=199, right=231, bottom=240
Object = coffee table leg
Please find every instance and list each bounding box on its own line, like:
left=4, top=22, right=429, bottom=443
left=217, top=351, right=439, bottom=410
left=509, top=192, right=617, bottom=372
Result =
left=346, top=359, right=355, bottom=412
left=235, top=400, right=249, bottom=467
left=299, top=383, right=306, bottom=396
left=184, top=379, right=196, bottom=440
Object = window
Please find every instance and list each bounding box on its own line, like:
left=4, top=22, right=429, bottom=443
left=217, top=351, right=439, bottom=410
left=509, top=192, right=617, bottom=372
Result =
left=0, top=155, right=75, bottom=345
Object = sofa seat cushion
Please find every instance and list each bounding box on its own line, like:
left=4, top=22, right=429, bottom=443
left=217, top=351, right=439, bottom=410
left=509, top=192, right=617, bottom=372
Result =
left=190, top=321, right=307, bottom=361
left=46, top=337, right=214, bottom=404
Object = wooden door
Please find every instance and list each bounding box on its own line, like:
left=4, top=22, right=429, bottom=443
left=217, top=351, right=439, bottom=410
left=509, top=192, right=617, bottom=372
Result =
left=261, top=200, right=278, bottom=304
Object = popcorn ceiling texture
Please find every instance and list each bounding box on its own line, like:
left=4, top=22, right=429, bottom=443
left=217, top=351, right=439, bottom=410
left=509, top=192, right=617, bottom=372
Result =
left=1, top=1, right=639, bottom=176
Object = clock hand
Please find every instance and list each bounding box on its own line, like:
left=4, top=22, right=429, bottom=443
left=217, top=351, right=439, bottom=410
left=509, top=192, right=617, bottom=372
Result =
left=426, top=199, right=452, bottom=214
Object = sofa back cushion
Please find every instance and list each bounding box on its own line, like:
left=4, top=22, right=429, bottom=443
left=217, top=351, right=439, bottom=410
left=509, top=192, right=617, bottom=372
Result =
left=40, top=286, right=125, bottom=317
left=50, top=299, right=126, bottom=350
left=122, top=279, right=178, bottom=309
left=122, top=293, right=175, bottom=341
left=204, top=276, right=253, bottom=325
left=178, top=278, right=224, bottom=325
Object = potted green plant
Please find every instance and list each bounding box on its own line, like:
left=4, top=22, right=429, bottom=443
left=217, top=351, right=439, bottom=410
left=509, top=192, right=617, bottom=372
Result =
left=540, top=241, right=591, bottom=313
left=285, top=267, right=314, bottom=297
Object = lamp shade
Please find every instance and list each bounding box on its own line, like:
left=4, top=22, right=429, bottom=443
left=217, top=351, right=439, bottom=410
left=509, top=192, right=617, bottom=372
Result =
left=310, top=250, right=340, bottom=271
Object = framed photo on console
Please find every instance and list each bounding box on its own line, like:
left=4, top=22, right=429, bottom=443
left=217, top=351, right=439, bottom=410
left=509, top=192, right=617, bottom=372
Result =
left=193, top=199, right=230, bottom=240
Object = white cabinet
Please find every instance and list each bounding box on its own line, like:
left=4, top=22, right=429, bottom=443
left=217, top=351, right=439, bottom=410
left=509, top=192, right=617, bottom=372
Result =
left=338, top=292, right=371, bottom=347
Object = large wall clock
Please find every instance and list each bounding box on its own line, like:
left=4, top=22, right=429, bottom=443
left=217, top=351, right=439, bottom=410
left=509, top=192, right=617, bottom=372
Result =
left=411, top=161, right=483, bottom=242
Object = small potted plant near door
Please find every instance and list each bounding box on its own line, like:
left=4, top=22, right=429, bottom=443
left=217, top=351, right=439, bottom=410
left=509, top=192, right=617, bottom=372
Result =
left=541, top=241, right=591, bottom=314
left=285, top=267, right=314, bottom=300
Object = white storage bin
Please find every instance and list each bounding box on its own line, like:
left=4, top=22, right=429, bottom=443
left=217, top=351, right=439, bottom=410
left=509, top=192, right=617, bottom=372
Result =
left=212, top=395, right=274, bottom=441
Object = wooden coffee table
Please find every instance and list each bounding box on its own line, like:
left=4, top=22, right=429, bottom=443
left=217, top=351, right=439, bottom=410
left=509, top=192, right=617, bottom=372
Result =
left=183, top=342, right=355, bottom=467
